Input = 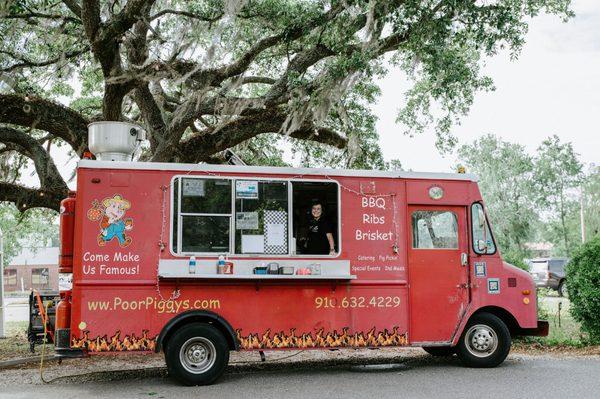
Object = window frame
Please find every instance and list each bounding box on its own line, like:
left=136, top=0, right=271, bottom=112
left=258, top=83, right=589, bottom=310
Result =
left=4, top=268, right=17, bottom=286
left=410, top=210, right=460, bottom=250
left=470, top=201, right=497, bottom=255
left=234, top=179, right=290, bottom=256
left=174, top=176, right=234, bottom=255
left=169, top=175, right=341, bottom=258
left=31, top=267, right=50, bottom=286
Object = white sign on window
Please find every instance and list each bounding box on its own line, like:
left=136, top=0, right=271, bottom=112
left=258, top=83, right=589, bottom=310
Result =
left=236, top=212, right=259, bottom=230
left=183, top=179, right=205, bottom=197
left=236, top=181, right=259, bottom=199
left=241, top=235, right=265, bottom=253
left=266, top=223, right=285, bottom=246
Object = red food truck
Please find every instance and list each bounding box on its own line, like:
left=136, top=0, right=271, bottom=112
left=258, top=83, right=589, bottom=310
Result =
left=52, top=131, right=548, bottom=385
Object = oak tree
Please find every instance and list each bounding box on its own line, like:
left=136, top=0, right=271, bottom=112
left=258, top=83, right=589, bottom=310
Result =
left=0, top=0, right=571, bottom=211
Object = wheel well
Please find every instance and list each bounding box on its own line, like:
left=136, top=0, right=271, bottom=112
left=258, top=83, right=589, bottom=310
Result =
left=471, top=306, right=520, bottom=337
left=156, top=310, right=238, bottom=353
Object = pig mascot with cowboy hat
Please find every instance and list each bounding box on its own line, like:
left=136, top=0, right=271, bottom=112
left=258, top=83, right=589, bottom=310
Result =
left=89, top=194, right=133, bottom=247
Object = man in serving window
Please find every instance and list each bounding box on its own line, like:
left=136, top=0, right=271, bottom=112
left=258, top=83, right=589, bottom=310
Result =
left=304, top=200, right=336, bottom=255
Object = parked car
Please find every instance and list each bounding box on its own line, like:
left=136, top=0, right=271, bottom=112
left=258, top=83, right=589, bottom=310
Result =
left=528, top=258, right=569, bottom=297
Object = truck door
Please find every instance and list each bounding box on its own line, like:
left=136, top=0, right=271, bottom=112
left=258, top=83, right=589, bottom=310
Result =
left=407, top=205, right=469, bottom=344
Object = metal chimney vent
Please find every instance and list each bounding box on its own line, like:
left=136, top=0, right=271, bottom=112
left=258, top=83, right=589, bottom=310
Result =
left=88, top=122, right=145, bottom=161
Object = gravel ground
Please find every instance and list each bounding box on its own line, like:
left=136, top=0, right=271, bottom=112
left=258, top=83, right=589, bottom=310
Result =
left=0, top=347, right=436, bottom=386
left=1, top=345, right=599, bottom=388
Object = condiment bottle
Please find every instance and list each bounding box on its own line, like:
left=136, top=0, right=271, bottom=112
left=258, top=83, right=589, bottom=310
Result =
left=188, top=255, right=196, bottom=274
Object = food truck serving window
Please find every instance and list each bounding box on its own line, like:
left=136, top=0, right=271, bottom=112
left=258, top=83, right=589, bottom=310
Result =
left=411, top=211, right=458, bottom=249
left=171, top=176, right=340, bottom=257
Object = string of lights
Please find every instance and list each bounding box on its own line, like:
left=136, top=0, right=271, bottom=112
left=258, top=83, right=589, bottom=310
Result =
left=154, top=165, right=402, bottom=301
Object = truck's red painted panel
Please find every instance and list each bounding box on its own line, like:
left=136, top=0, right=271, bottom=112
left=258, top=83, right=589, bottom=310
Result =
left=65, top=164, right=539, bottom=353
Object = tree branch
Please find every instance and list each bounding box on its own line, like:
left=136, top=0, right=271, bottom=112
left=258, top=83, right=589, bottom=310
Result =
left=98, top=0, right=157, bottom=45
left=149, top=9, right=223, bottom=23
left=62, top=0, right=82, bottom=18
left=2, top=12, right=81, bottom=24
left=0, top=47, right=89, bottom=73
left=237, top=76, right=277, bottom=85
left=0, top=94, right=88, bottom=154
left=177, top=108, right=347, bottom=163
left=0, top=182, right=64, bottom=211
left=0, top=126, right=68, bottom=193
left=80, top=0, right=101, bottom=41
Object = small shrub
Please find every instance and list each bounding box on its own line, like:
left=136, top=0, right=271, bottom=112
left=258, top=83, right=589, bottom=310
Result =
left=536, top=288, right=550, bottom=320
left=503, top=252, right=529, bottom=271
left=565, top=236, right=600, bottom=343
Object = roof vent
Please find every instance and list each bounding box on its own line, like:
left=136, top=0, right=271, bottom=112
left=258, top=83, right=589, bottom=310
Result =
left=88, top=121, right=145, bottom=161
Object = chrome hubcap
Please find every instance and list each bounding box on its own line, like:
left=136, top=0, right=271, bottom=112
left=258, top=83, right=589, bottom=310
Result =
left=465, top=324, right=498, bottom=358
left=180, top=337, right=216, bottom=374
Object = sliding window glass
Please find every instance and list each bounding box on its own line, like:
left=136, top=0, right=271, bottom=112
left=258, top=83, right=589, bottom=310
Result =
left=174, top=177, right=232, bottom=254
left=235, top=180, right=288, bottom=254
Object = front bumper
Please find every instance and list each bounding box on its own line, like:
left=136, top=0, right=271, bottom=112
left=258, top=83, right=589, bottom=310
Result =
left=518, top=320, right=550, bottom=337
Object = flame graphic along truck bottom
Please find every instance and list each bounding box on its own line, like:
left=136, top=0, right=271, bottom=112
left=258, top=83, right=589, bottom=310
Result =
left=72, top=330, right=156, bottom=352
left=237, top=327, right=408, bottom=349
left=71, top=327, right=408, bottom=352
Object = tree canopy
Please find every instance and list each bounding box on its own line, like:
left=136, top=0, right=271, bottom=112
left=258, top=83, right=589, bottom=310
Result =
left=458, top=134, right=594, bottom=259
left=0, top=0, right=571, bottom=211
left=458, top=134, right=538, bottom=262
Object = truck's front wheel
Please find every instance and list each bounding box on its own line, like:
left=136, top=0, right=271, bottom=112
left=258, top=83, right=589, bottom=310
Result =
left=165, top=323, right=229, bottom=385
left=456, top=313, right=510, bottom=368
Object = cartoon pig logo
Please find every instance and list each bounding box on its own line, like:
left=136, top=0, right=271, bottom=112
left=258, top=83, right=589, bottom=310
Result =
left=87, top=194, right=133, bottom=247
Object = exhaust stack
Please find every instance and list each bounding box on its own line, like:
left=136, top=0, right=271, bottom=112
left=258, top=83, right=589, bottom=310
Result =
left=88, top=121, right=145, bottom=161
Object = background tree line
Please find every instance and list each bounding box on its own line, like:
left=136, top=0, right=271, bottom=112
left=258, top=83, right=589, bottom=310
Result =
left=458, top=134, right=598, bottom=265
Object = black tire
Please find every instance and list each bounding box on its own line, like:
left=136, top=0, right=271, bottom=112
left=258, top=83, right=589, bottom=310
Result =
left=164, top=323, right=229, bottom=386
left=558, top=280, right=568, bottom=298
left=456, top=313, right=511, bottom=368
left=422, top=346, right=455, bottom=357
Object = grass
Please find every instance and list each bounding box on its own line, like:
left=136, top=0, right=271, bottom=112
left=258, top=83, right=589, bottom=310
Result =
left=0, top=321, right=51, bottom=361
left=514, top=292, right=591, bottom=349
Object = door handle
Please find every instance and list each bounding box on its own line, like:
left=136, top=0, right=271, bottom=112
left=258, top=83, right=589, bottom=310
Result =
left=461, top=252, right=468, bottom=266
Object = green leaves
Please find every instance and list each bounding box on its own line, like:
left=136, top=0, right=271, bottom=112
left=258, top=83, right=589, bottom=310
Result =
left=459, top=134, right=594, bottom=260
left=533, top=134, right=583, bottom=255
left=458, top=134, right=537, bottom=259
left=565, top=236, right=600, bottom=343
left=0, top=202, right=58, bottom=266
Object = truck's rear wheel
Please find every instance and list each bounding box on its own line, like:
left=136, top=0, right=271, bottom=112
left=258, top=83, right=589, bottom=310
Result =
left=422, top=346, right=455, bottom=357
left=165, top=322, right=229, bottom=385
left=456, top=313, right=510, bottom=368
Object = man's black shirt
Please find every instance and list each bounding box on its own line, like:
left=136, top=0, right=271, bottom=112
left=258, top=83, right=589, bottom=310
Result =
left=305, top=217, right=333, bottom=255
